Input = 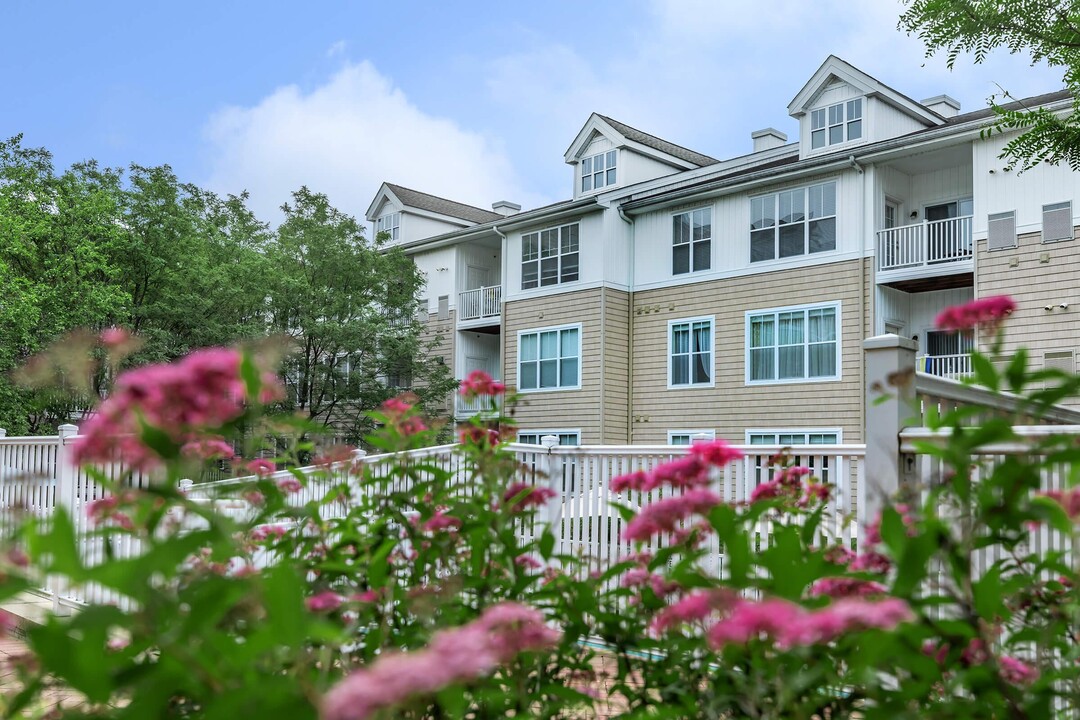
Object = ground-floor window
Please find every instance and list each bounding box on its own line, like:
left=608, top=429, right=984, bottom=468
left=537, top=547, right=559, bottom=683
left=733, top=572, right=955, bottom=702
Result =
left=516, top=430, right=581, bottom=446
left=668, top=430, right=716, bottom=446
left=745, top=429, right=842, bottom=484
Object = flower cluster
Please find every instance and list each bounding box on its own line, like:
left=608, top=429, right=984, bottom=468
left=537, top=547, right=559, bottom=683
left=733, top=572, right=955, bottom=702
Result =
left=1038, top=488, right=1080, bottom=520
left=73, top=348, right=283, bottom=469
left=321, top=602, right=560, bottom=720
left=707, top=596, right=913, bottom=649
left=650, top=590, right=734, bottom=635
left=378, top=396, right=428, bottom=437
left=502, top=482, right=557, bottom=513
left=621, top=489, right=722, bottom=543
left=611, top=440, right=743, bottom=493
left=421, top=510, right=462, bottom=533
left=809, top=577, right=888, bottom=599
left=459, top=370, right=505, bottom=399
left=934, top=295, right=1015, bottom=332
left=748, top=466, right=831, bottom=506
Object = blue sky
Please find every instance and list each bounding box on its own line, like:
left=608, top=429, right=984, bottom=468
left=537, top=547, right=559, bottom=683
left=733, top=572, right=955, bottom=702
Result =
left=2, top=0, right=1064, bottom=224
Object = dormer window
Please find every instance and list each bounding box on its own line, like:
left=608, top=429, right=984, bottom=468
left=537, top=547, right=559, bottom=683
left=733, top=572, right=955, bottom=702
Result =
left=811, top=99, right=862, bottom=149
left=375, top=212, right=400, bottom=241
left=581, top=150, right=617, bottom=193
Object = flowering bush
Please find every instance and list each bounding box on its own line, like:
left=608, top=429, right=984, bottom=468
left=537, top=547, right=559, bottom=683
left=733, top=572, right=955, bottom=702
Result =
left=0, top=298, right=1078, bottom=717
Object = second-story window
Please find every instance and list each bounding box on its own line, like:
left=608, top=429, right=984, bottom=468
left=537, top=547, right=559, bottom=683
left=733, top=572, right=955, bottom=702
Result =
left=375, top=212, right=400, bottom=241
left=581, top=150, right=617, bottom=193
left=750, top=181, right=836, bottom=262
left=811, top=99, right=862, bottom=149
left=673, top=207, right=712, bottom=275
left=522, top=223, right=579, bottom=289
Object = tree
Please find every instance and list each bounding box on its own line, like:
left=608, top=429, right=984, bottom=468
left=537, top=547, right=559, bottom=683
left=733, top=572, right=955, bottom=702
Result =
left=267, top=187, right=454, bottom=443
left=900, top=0, right=1080, bottom=170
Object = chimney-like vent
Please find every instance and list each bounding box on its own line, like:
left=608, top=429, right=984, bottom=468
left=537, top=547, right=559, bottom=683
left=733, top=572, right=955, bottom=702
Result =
left=751, top=128, right=788, bottom=153
left=492, top=201, right=521, bottom=217
left=922, top=94, right=961, bottom=118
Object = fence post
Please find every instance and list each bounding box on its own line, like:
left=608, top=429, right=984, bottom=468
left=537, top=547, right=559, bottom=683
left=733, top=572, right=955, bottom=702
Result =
left=52, top=423, right=79, bottom=616
left=539, top=435, right=562, bottom=528
left=0, top=428, right=6, bottom=438
left=863, top=335, right=919, bottom=526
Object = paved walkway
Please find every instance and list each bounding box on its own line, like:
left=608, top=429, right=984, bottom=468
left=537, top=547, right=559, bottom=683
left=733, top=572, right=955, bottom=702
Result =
left=0, top=593, right=88, bottom=715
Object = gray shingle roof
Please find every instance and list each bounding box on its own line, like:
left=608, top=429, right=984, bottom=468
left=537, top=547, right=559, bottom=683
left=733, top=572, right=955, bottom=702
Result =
left=942, top=89, right=1072, bottom=125
left=597, top=115, right=719, bottom=167
left=385, top=183, right=503, bottom=224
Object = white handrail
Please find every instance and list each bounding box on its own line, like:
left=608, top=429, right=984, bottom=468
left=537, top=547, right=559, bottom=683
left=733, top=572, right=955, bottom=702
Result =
left=878, top=215, right=973, bottom=271
left=458, top=285, right=502, bottom=321
left=917, top=353, right=972, bottom=380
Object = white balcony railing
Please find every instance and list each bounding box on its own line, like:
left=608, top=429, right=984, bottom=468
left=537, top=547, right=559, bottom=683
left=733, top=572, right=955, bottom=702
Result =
left=917, top=353, right=972, bottom=381
left=455, top=393, right=503, bottom=418
left=877, top=216, right=973, bottom=272
left=458, top=286, right=502, bottom=323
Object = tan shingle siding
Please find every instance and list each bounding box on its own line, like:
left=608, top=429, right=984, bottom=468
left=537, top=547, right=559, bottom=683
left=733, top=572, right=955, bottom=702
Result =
left=417, top=310, right=455, bottom=413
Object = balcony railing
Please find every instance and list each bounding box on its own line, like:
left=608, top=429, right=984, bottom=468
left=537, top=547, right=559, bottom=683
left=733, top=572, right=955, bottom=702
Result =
left=917, top=353, right=972, bottom=381
left=455, top=393, right=503, bottom=418
left=877, top=216, right=973, bottom=272
left=458, top=286, right=502, bottom=323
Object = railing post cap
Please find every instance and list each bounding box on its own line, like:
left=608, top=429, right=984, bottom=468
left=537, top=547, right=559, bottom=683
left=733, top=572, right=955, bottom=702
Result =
left=540, top=435, right=560, bottom=449
left=178, top=479, right=194, bottom=491
left=351, top=449, right=367, bottom=459
left=0, top=428, right=5, bottom=438
left=57, top=424, right=80, bottom=437
left=864, top=334, right=917, bottom=351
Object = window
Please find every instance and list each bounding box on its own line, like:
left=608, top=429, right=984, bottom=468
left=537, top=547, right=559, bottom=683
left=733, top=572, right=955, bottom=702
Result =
left=518, top=325, right=580, bottom=391
left=750, top=181, right=836, bottom=262
left=810, top=99, right=862, bottom=149
left=747, top=303, right=839, bottom=383
left=668, top=430, right=715, bottom=446
left=375, top=212, right=400, bottom=241
left=669, top=317, right=714, bottom=388
left=522, top=224, right=579, bottom=289
left=581, top=150, right=617, bottom=192
left=517, top=430, right=581, bottom=446
left=673, top=208, right=712, bottom=275
left=746, top=429, right=842, bottom=485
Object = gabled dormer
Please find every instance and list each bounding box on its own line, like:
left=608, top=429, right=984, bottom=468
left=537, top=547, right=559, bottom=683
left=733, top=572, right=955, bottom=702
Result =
left=564, top=114, right=718, bottom=199
left=788, top=56, right=946, bottom=160
left=365, top=182, right=503, bottom=247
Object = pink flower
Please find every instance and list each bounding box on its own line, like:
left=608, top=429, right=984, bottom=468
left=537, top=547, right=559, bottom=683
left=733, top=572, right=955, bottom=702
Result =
left=106, top=637, right=130, bottom=652
left=688, top=439, right=744, bottom=467
left=380, top=397, right=413, bottom=416
left=621, top=489, right=722, bottom=543
left=398, top=416, right=428, bottom=436
left=277, top=477, right=303, bottom=494
left=998, top=655, right=1039, bottom=685
left=87, top=496, right=119, bottom=524
left=809, top=577, right=888, bottom=598
left=749, top=479, right=786, bottom=503
left=459, top=370, right=506, bottom=398
left=99, top=326, right=131, bottom=348
left=514, top=554, right=542, bottom=570
left=246, top=458, right=276, bottom=477
left=243, top=490, right=265, bottom=506
left=823, top=546, right=856, bottom=566
left=621, top=567, right=651, bottom=588
left=1039, top=488, right=1080, bottom=520
left=646, top=455, right=711, bottom=491
left=650, top=590, right=733, bottom=634
left=180, top=437, right=235, bottom=461
left=849, top=551, right=891, bottom=574
left=352, top=590, right=379, bottom=603
left=306, top=591, right=345, bottom=613
left=502, top=482, right=557, bottom=512
left=320, top=602, right=559, bottom=720
left=422, top=510, right=462, bottom=532
left=611, top=470, right=649, bottom=493
left=250, top=524, right=288, bottom=542
left=708, top=598, right=805, bottom=647
left=459, top=424, right=502, bottom=447
left=935, top=295, right=1015, bottom=332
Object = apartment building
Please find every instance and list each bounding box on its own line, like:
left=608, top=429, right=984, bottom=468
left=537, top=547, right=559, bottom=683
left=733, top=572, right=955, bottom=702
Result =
left=365, top=56, right=1080, bottom=446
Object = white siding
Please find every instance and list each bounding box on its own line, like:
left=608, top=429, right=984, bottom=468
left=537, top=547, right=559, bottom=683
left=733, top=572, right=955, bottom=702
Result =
left=504, top=210, right=606, bottom=301
left=402, top=213, right=468, bottom=245
left=457, top=332, right=500, bottom=379
left=457, top=244, right=501, bottom=290
left=867, top=97, right=928, bottom=144
left=620, top=149, right=681, bottom=187
left=974, top=131, right=1080, bottom=237
left=908, top=165, right=974, bottom=215
left=876, top=286, right=973, bottom=338
left=412, top=246, right=458, bottom=314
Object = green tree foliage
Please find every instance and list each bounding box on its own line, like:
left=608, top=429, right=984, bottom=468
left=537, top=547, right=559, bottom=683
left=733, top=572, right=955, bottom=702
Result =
left=0, top=138, right=453, bottom=439
left=268, top=187, right=455, bottom=443
left=900, top=0, right=1080, bottom=170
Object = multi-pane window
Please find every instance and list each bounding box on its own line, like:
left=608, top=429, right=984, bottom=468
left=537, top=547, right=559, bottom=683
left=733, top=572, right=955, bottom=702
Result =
left=747, top=430, right=841, bottom=484
left=747, top=304, right=839, bottom=383
left=673, top=208, right=712, bottom=275
left=668, top=430, right=716, bottom=446
left=750, top=181, right=836, bottom=262
left=375, top=212, right=400, bottom=241
left=581, top=150, right=617, bottom=193
left=518, top=430, right=581, bottom=446
left=519, top=325, right=580, bottom=391
left=669, top=318, right=713, bottom=387
left=522, top=224, right=579, bottom=289
left=810, top=99, right=862, bottom=149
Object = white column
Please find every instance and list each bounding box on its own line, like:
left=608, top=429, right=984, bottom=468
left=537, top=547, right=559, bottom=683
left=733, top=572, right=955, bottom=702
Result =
left=52, top=423, right=79, bottom=615
left=863, top=335, right=919, bottom=525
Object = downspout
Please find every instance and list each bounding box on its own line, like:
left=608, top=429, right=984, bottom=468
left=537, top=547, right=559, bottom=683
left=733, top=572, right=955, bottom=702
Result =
left=850, top=155, right=867, bottom=443
left=618, top=205, right=634, bottom=444
left=494, top=224, right=508, bottom=389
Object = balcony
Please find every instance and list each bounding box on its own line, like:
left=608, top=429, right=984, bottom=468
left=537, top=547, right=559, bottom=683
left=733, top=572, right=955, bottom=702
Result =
left=455, top=393, right=503, bottom=419
left=917, top=353, right=971, bottom=381
left=458, top=286, right=502, bottom=328
left=877, top=216, right=973, bottom=287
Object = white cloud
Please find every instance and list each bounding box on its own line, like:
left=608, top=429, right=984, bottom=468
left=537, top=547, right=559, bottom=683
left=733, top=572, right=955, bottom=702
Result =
left=201, top=61, right=542, bottom=225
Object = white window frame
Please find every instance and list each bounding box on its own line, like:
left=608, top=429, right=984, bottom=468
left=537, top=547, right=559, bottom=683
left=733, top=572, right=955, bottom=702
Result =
left=810, top=98, right=863, bottom=149
left=744, top=428, right=844, bottom=445
left=517, top=429, right=581, bottom=446
left=745, top=301, right=842, bottom=386
left=581, top=150, right=617, bottom=193
left=672, top=206, right=712, bottom=275
left=375, top=211, right=400, bottom=241
left=521, top=223, right=580, bottom=290
left=750, top=180, right=837, bottom=263
left=668, top=429, right=716, bottom=446
left=517, top=323, right=582, bottom=393
left=668, top=316, right=715, bottom=389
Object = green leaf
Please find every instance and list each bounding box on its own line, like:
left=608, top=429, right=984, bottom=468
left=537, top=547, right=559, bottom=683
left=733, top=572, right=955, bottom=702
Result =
left=367, top=538, right=396, bottom=590
left=262, top=565, right=307, bottom=647
left=539, top=528, right=555, bottom=560
left=973, top=563, right=1006, bottom=621
left=239, top=350, right=263, bottom=403
left=970, top=352, right=999, bottom=392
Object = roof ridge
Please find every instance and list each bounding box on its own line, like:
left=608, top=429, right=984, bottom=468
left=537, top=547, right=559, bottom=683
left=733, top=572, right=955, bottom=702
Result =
left=596, top=114, right=719, bottom=166
left=384, top=183, right=497, bottom=215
